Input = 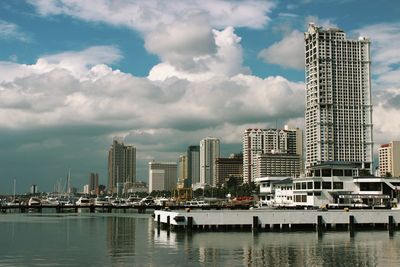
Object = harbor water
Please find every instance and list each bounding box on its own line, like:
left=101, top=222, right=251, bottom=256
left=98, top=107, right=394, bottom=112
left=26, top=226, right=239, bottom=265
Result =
left=1, top=212, right=400, bottom=266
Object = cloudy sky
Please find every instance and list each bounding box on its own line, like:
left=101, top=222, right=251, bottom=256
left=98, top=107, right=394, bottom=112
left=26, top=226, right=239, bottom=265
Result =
left=1, top=0, right=400, bottom=194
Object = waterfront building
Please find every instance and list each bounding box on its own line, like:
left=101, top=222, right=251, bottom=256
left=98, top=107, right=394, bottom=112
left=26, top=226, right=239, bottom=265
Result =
left=379, top=141, right=400, bottom=177
left=108, top=139, right=136, bottom=194
left=178, top=154, right=188, bottom=189
left=255, top=152, right=300, bottom=178
left=187, top=145, right=200, bottom=187
left=89, top=172, right=99, bottom=195
left=148, top=161, right=177, bottom=192
left=215, top=153, right=243, bottom=187
left=200, top=137, right=220, bottom=187
left=255, top=176, right=292, bottom=206
left=292, top=162, right=399, bottom=207
left=243, top=126, right=303, bottom=183
left=304, top=23, right=373, bottom=173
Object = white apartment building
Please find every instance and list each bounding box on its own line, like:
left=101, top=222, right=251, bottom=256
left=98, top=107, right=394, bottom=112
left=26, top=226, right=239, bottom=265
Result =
left=148, top=161, right=177, bottom=192
left=304, top=23, right=373, bottom=173
left=256, top=152, right=300, bottom=178
left=243, top=126, right=303, bottom=183
left=379, top=141, right=400, bottom=177
left=200, top=137, right=220, bottom=187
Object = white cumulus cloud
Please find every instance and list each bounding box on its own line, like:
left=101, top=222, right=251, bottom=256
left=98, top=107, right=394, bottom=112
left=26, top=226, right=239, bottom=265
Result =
left=258, top=30, right=304, bottom=70
left=29, top=0, right=274, bottom=31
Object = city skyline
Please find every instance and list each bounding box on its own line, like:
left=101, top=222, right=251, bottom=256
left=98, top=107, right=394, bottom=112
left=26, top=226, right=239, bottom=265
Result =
left=1, top=1, right=400, bottom=193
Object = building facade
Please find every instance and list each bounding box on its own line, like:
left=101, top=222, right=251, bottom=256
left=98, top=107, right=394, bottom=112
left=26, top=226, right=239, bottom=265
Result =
left=107, top=139, right=136, bottom=194
left=187, top=145, right=200, bottom=187
left=255, top=153, right=300, bottom=178
left=215, top=153, right=243, bottom=187
left=200, top=137, right=220, bottom=187
left=243, top=126, right=303, bottom=183
left=148, top=161, right=177, bottom=192
left=379, top=141, right=400, bottom=177
left=304, top=23, right=373, bottom=173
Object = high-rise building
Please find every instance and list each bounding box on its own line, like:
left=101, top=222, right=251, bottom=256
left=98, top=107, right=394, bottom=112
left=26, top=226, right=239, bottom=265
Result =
left=215, top=153, right=243, bottom=187
left=243, top=126, right=303, bottom=183
left=187, top=145, right=200, bottom=187
left=177, top=155, right=188, bottom=188
left=30, top=184, right=38, bottom=194
left=200, top=137, right=220, bottom=187
left=379, top=141, right=400, bottom=177
left=108, top=139, right=136, bottom=194
left=148, top=161, right=177, bottom=192
left=89, top=172, right=99, bottom=195
left=304, top=23, right=373, bottom=173
left=83, top=184, right=89, bottom=194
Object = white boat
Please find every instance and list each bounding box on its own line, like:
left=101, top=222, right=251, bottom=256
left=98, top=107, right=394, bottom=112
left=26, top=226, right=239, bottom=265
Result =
left=6, top=198, right=22, bottom=207
left=126, top=195, right=142, bottom=206
left=140, top=196, right=155, bottom=206
left=94, top=196, right=110, bottom=206
left=185, top=200, right=209, bottom=207
left=111, top=198, right=129, bottom=207
left=155, top=197, right=169, bottom=206
left=28, top=197, right=41, bottom=207
left=59, top=196, right=74, bottom=206
left=76, top=196, right=91, bottom=206
left=41, top=197, right=59, bottom=206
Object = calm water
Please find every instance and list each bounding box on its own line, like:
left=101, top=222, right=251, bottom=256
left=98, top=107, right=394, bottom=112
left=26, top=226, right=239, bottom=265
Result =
left=1, top=212, right=400, bottom=266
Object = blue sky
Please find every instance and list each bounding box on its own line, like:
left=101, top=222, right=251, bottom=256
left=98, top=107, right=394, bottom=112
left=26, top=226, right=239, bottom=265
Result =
left=1, top=0, right=400, bottom=194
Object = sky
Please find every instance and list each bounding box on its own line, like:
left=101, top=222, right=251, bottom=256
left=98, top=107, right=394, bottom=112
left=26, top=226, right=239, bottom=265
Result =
left=1, top=0, right=400, bottom=194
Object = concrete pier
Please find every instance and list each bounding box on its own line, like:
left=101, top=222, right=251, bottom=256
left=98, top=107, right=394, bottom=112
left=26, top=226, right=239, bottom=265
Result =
left=154, top=209, right=400, bottom=232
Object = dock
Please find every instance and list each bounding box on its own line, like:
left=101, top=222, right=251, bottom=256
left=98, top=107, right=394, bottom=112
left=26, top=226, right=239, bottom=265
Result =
left=154, top=209, right=400, bottom=233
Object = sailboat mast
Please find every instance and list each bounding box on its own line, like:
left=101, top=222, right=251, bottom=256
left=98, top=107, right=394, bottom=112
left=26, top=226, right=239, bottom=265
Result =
left=13, top=179, right=16, bottom=201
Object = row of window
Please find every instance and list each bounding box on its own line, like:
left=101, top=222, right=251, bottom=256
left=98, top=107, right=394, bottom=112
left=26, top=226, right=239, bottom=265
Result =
left=294, top=181, right=344, bottom=190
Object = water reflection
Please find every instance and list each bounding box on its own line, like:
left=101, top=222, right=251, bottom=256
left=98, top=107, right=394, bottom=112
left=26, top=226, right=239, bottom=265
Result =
left=0, top=214, right=399, bottom=266
left=107, top=216, right=136, bottom=257
left=153, top=229, right=400, bottom=266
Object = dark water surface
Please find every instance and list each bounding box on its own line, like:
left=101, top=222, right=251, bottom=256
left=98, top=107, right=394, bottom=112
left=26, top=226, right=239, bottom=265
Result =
left=1, top=212, right=399, bottom=266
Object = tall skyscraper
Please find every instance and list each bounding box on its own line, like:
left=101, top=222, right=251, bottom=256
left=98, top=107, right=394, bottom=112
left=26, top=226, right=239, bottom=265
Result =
left=243, top=126, right=303, bottom=183
left=148, top=161, right=177, bottom=192
left=379, top=141, right=400, bottom=177
left=108, top=139, right=136, bottom=194
left=187, top=145, right=200, bottom=187
left=304, top=23, right=373, bottom=173
left=200, top=137, right=220, bottom=187
left=177, top=155, right=188, bottom=188
left=89, top=172, right=99, bottom=195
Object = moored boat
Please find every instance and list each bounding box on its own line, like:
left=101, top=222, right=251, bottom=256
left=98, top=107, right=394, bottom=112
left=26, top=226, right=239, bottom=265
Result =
left=28, top=197, right=41, bottom=207
left=76, top=196, right=91, bottom=207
